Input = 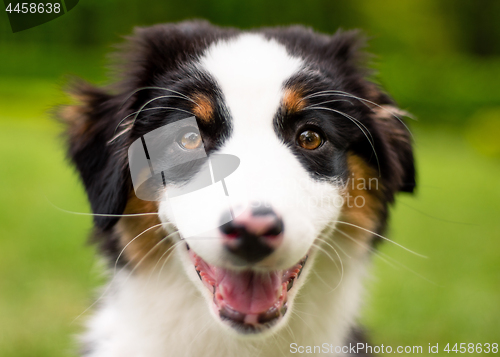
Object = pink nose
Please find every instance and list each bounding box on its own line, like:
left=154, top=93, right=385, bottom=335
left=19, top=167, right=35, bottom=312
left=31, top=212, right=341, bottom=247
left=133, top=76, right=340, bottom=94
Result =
left=219, top=205, right=284, bottom=264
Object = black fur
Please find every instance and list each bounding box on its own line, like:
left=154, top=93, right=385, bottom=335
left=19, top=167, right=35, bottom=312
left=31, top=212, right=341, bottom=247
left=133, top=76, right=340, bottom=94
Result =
left=63, top=83, right=131, bottom=231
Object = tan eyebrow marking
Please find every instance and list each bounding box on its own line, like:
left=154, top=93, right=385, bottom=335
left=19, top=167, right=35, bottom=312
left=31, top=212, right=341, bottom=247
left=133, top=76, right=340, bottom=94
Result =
left=192, top=93, right=214, bottom=123
left=282, top=87, right=306, bottom=114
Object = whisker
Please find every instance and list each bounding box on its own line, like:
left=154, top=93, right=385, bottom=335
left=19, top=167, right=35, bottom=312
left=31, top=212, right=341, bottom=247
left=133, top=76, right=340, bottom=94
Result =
left=46, top=198, right=159, bottom=218
left=189, top=316, right=216, bottom=348
left=73, top=233, right=165, bottom=325
left=290, top=305, right=320, bottom=318
left=315, top=235, right=352, bottom=259
left=156, top=239, right=184, bottom=284
left=71, top=224, right=170, bottom=324
left=272, top=332, right=290, bottom=357
left=133, top=95, right=195, bottom=125
left=77, top=233, right=181, bottom=322
left=285, top=324, right=297, bottom=344
left=375, top=249, right=437, bottom=285
left=334, top=220, right=427, bottom=258
left=305, top=106, right=375, bottom=146
left=311, top=242, right=343, bottom=292
left=318, top=220, right=437, bottom=284
left=70, top=235, right=166, bottom=325
left=56, top=209, right=158, bottom=219
left=334, top=225, right=436, bottom=284
left=109, top=125, right=133, bottom=143
left=121, top=231, right=181, bottom=286
left=146, top=236, right=184, bottom=286
left=301, top=89, right=414, bottom=138
left=333, top=226, right=396, bottom=268
left=303, top=98, right=354, bottom=108
left=113, top=222, right=173, bottom=275
left=120, top=86, right=199, bottom=109
left=300, top=89, right=338, bottom=102
left=289, top=306, right=315, bottom=332
left=112, top=104, right=196, bottom=138
left=305, top=103, right=375, bottom=148
left=398, top=200, right=478, bottom=226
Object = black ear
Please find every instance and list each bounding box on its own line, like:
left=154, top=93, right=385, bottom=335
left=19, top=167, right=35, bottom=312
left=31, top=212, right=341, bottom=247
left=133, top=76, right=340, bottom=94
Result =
left=59, top=81, right=131, bottom=231
left=261, top=26, right=368, bottom=72
left=372, top=105, right=416, bottom=195
left=116, top=20, right=237, bottom=88
left=321, top=30, right=415, bottom=197
left=323, top=30, right=416, bottom=196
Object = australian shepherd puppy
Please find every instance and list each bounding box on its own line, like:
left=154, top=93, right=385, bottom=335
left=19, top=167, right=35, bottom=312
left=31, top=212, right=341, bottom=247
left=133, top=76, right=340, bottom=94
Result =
left=60, top=21, right=415, bottom=357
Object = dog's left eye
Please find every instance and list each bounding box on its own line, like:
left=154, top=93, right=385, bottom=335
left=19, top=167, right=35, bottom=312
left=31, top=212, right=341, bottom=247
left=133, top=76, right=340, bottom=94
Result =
left=297, top=130, right=323, bottom=150
left=178, top=131, right=202, bottom=150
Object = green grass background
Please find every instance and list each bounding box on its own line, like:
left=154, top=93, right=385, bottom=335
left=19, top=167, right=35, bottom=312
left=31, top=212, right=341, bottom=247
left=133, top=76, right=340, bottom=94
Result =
left=1, top=1, right=500, bottom=355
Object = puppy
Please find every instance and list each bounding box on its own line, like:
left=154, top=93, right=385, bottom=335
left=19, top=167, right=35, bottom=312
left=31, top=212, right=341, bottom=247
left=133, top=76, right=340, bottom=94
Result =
left=60, top=20, right=415, bottom=357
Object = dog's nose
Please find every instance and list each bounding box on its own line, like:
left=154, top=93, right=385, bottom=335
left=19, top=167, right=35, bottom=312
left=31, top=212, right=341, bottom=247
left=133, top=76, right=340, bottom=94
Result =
left=219, top=205, right=284, bottom=264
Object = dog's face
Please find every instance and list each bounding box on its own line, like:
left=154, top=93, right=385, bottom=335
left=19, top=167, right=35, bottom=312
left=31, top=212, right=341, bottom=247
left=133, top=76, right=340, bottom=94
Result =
left=62, top=21, right=414, bottom=336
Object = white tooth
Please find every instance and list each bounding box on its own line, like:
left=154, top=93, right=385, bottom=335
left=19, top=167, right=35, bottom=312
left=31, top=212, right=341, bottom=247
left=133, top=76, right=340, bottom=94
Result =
left=277, top=284, right=283, bottom=298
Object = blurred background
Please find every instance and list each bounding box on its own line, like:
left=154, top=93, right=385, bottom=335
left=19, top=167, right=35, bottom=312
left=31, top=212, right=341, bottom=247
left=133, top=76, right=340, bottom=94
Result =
left=0, top=1, right=499, bottom=356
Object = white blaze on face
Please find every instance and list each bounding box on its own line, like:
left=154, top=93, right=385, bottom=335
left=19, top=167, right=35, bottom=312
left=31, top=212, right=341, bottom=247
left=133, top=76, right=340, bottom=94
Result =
left=158, top=34, right=344, bottom=269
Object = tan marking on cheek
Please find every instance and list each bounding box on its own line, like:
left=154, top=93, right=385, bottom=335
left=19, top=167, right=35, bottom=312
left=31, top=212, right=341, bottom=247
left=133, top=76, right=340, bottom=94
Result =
left=282, top=88, right=306, bottom=114
left=192, top=94, right=214, bottom=123
left=337, top=153, right=385, bottom=253
left=115, top=195, right=175, bottom=272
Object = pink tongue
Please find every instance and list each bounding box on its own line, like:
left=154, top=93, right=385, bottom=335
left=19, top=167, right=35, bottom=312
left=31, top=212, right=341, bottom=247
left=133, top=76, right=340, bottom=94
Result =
left=216, top=269, right=281, bottom=315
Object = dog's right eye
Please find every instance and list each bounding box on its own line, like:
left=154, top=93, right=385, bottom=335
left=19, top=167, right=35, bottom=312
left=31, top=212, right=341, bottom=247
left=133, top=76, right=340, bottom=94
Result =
left=178, top=131, right=202, bottom=150
left=297, top=130, right=323, bottom=150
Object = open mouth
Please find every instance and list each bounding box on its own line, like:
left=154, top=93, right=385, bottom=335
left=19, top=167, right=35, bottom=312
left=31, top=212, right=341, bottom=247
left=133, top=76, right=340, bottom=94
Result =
left=187, top=246, right=307, bottom=333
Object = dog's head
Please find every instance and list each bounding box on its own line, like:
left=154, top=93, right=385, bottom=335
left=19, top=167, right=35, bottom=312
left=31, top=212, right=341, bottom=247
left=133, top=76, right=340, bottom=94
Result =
left=61, top=21, right=414, bottom=336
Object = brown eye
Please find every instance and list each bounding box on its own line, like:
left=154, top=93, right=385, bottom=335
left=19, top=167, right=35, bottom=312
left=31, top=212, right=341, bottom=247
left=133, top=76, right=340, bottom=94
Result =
left=179, top=131, right=202, bottom=150
left=297, top=130, right=323, bottom=150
